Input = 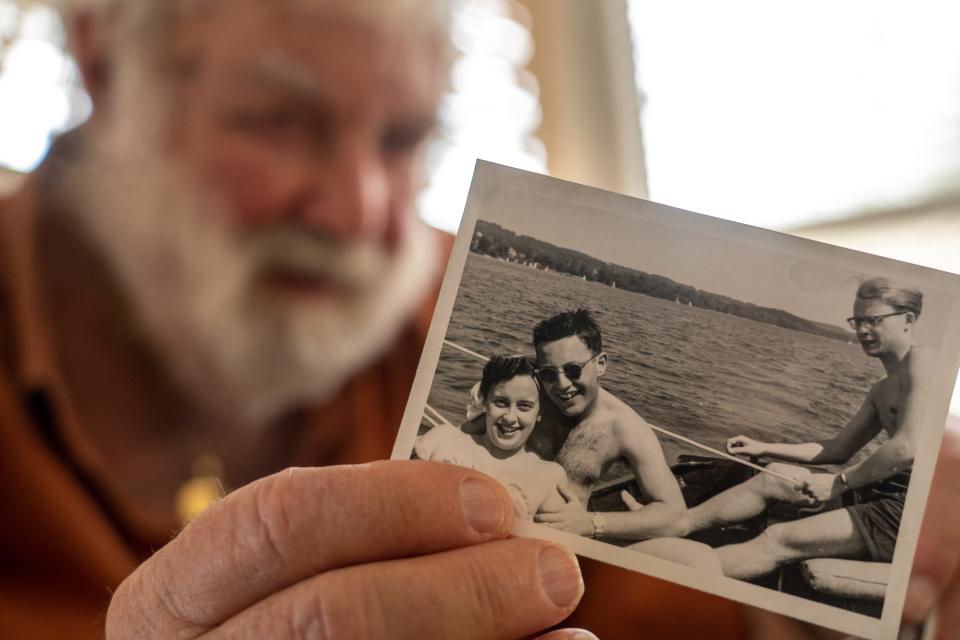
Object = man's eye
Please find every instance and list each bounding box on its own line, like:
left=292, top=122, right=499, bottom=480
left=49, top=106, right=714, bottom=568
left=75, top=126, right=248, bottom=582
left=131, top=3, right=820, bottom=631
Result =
left=492, top=399, right=509, bottom=408
left=518, top=402, right=535, bottom=411
left=226, top=108, right=308, bottom=133
left=263, top=110, right=306, bottom=129
left=380, top=124, right=428, bottom=155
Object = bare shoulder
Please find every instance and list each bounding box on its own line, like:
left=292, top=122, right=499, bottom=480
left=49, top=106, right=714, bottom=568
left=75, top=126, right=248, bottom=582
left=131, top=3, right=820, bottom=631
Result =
left=601, top=389, right=656, bottom=441
left=415, top=422, right=466, bottom=456
left=533, top=458, right=569, bottom=486
left=905, top=345, right=937, bottom=377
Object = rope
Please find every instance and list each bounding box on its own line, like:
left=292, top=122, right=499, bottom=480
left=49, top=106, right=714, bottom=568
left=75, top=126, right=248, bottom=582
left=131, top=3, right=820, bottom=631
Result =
left=645, top=425, right=800, bottom=484
left=443, top=340, right=490, bottom=363
left=422, top=409, right=442, bottom=429
left=424, top=403, right=453, bottom=428
left=435, top=339, right=804, bottom=486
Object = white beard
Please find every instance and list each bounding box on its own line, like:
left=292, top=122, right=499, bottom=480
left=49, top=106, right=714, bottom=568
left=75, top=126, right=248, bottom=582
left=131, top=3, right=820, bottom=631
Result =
left=68, top=67, right=437, bottom=428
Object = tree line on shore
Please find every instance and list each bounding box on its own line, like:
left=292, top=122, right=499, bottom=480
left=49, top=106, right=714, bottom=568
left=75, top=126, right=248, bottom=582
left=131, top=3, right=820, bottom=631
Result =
left=471, top=220, right=854, bottom=343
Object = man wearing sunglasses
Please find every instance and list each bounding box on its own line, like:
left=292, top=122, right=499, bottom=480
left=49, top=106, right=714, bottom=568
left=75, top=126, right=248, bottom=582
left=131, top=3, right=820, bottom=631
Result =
left=530, top=309, right=692, bottom=545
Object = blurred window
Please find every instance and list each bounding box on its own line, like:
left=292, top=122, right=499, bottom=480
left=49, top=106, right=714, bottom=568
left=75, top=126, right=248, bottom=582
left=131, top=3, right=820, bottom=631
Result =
left=0, top=0, right=546, bottom=232
left=0, top=1, right=88, bottom=172
left=419, top=0, right=546, bottom=232
left=627, top=0, right=960, bottom=230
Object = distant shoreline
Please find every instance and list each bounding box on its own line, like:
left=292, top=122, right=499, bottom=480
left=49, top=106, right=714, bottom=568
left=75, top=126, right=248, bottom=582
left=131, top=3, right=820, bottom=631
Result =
left=472, top=220, right=855, bottom=343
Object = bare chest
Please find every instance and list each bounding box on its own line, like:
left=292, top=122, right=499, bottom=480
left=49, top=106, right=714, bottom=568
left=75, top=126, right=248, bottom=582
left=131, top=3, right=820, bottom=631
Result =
left=555, top=421, right=620, bottom=491
left=872, top=375, right=905, bottom=435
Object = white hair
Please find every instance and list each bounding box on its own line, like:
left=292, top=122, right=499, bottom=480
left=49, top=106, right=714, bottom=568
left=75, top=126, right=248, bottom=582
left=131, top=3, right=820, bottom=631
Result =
left=67, top=84, right=440, bottom=426
left=53, top=0, right=451, bottom=57
left=54, top=0, right=449, bottom=427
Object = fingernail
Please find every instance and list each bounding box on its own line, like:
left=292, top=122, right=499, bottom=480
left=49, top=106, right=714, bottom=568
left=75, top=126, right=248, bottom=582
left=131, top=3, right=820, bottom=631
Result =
left=460, top=478, right=505, bottom=534
left=536, top=630, right=599, bottom=640
left=538, top=545, right=583, bottom=608
left=904, top=576, right=937, bottom=620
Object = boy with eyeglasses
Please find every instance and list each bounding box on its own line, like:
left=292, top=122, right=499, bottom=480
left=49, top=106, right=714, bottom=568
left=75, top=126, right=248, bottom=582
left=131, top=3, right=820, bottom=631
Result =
left=682, top=278, right=934, bottom=580
left=529, top=309, right=694, bottom=545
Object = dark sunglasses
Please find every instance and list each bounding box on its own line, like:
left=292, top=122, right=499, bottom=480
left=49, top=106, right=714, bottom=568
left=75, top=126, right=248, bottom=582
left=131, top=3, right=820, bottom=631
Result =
left=536, top=353, right=600, bottom=384
left=846, top=311, right=908, bottom=330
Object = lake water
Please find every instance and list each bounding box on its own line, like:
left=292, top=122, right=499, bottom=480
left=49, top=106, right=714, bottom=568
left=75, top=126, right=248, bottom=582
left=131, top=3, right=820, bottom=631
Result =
left=425, top=254, right=885, bottom=472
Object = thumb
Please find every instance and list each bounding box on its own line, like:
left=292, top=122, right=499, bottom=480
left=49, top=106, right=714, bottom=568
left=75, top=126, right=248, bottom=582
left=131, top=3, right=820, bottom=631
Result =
left=620, top=490, right=644, bottom=511
left=536, top=629, right=599, bottom=640
left=558, top=483, right=580, bottom=505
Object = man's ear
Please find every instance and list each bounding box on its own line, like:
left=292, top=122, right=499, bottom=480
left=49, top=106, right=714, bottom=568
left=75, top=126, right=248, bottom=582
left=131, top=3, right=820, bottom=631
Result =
left=67, top=9, right=112, bottom=118
left=595, top=352, right=607, bottom=377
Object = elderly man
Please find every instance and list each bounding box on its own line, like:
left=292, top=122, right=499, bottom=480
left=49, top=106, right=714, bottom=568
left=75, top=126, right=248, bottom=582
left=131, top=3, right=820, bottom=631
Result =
left=0, top=1, right=957, bottom=639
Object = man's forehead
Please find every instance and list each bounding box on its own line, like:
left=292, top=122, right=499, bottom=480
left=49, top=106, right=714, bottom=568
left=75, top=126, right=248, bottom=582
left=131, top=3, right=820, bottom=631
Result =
left=164, top=0, right=447, bottom=41
left=853, top=297, right=897, bottom=315
left=244, top=54, right=334, bottom=100
left=181, top=3, right=447, bottom=76
left=536, top=336, right=593, bottom=361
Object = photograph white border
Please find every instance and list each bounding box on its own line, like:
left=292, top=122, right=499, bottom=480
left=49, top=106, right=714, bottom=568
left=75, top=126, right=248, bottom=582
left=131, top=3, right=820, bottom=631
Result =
left=392, top=161, right=960, bottom=640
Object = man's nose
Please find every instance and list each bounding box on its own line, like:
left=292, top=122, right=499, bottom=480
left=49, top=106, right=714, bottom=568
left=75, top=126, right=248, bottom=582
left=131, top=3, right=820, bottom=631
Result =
left=298, top=141, right=389, bottom=242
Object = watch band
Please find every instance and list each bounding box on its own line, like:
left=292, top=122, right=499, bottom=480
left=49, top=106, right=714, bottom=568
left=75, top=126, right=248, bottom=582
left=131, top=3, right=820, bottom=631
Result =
left=838, top=471, right=850, bottom=491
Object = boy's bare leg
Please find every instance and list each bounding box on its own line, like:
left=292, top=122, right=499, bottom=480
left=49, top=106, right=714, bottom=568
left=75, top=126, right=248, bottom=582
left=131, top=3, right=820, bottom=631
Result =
left=716, top=507, right=868, bottom=580
left=685, top=463, right=814, bottom=533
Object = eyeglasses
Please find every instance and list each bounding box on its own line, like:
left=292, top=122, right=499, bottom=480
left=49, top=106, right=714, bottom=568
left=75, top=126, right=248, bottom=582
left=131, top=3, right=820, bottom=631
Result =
left=536, top=353, right=600, bottom=384
left=846, top=311, right=908, bottom=330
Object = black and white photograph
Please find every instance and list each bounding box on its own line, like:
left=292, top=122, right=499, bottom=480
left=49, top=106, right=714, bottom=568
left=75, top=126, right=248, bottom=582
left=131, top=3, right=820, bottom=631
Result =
left=392, top=162, right=960, bottom=640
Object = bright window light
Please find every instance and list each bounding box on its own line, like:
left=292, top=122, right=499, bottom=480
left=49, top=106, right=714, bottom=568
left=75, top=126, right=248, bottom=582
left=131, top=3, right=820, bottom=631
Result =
left=0, top=3, right=88, bottom=172
left=0, top=1, right=545, bottom=230
left=627, top=0, right=960, bottom=229
left=418, top=0, right=547, bottom=233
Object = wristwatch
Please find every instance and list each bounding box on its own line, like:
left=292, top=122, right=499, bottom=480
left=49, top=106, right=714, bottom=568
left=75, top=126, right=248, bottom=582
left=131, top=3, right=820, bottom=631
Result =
left=838, top=471, right=850, bottom=492
left=590, top=512, right=606, bottom=538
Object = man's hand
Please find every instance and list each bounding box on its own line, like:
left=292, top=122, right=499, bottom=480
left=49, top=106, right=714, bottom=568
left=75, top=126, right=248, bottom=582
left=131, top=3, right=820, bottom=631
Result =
left=744, top=423, right=960, bottom=639
left=105, top=461, right=586, bottom=640
left=535, top=485, right=594, bottom=537
left=800, top=472, right=844, bottom=503
left=727, top=435, right=766, bottom=457
left=621, top=489, right=645, bottom=512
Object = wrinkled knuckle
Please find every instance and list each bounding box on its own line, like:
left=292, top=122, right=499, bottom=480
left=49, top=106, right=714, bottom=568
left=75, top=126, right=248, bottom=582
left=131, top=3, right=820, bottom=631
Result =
left=460, top=555, right=516, bottom=622
left=277, top=590, right=333, bottom=640
left=319, top=579, right=388, bottom=639
left=248, top=472, right=303, bottom=567
left=154, top=570, right=206, bottom=632
left=105, top=573, right=138, bottom=638
left=106, top=563, right=202, bottom=639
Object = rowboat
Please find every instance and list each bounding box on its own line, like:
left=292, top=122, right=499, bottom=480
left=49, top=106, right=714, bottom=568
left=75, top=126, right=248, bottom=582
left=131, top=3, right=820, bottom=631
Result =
left=589, top=455, right=888, bottom=618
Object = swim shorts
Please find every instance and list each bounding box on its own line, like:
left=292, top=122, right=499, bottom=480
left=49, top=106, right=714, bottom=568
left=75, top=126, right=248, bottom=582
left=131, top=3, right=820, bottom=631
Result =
left=846, top=470, right=911, bottom=562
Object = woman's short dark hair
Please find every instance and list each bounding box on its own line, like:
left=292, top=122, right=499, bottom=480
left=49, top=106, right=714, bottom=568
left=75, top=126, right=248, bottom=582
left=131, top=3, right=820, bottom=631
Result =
left=479, top=355, right=539, bottom=400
